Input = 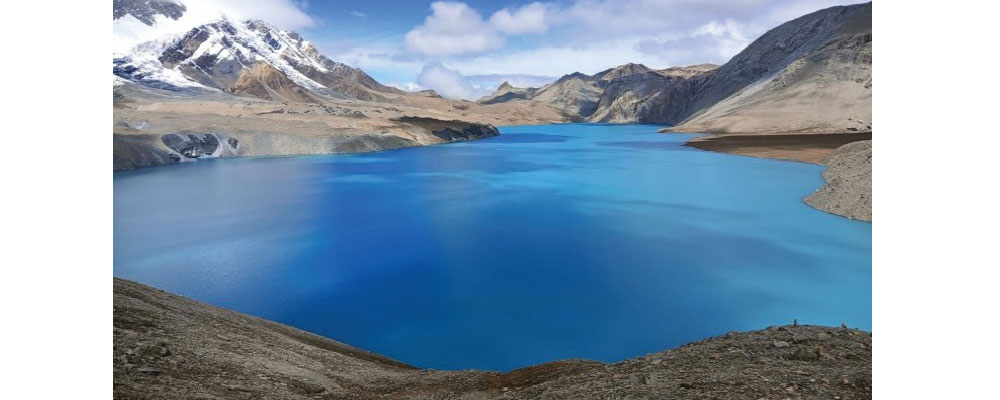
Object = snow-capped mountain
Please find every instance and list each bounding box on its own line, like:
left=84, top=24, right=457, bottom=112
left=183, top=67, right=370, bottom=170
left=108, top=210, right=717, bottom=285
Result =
left=114, top=18, right=400, bottom=102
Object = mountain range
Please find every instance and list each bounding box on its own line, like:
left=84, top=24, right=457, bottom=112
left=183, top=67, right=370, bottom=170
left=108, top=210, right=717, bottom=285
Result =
left=113, top=1, right=871, bottom=171
left=479, top=2, right=872, bottom=134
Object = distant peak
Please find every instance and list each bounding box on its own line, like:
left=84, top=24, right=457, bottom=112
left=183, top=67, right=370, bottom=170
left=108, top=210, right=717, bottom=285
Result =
left=556, top=72, right=591, bottom=83
left=614, top=63, right=651, bottom=73
left=498, top=81, right=514, bottom=91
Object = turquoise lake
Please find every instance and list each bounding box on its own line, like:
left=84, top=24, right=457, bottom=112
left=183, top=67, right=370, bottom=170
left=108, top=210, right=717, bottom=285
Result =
left=113, top=124, right=872, bottom=371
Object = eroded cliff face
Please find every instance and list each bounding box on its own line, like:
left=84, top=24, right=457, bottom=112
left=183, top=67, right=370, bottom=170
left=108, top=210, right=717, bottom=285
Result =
left=113, top=121, right=498, bottom=171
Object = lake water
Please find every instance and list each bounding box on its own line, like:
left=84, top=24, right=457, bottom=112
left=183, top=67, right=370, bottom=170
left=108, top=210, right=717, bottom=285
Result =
left=113, top=124, right=872, bottom=371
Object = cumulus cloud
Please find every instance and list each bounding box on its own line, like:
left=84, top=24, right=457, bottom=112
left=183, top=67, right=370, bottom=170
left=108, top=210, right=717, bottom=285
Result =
left=401, top=0, right=850, bottom=62
left=416, top=63, right=480, bottom=99
left=636, top=19, right=751, bottom=66
left=465, top=74, right=557, bottom=90
left=489, top=2, right=550, bottom=35
left=405, top=2, right=505, bottom=57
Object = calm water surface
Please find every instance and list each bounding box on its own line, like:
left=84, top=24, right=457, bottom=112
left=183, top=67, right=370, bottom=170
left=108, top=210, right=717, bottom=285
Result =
left=114, top=124, right=872, bottom=371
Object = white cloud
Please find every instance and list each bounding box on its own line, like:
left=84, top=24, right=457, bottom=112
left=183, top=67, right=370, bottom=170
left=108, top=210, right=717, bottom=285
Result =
left=405, top=2, right=505, bottom=57
left=466, top=74, right=557, bottom=90
left=113, top=0, right=314, bottom=54
left=489, top=2, right=550, bottom=35
left=349, top=11, right=367, bottom=18
left=636, top=19, right=751, bottom=65
left=416, top=62, right=483, bottom=99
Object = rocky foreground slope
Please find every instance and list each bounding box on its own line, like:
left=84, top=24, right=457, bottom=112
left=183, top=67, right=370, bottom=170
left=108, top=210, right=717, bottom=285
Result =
left=115, top=278, right=872, bottom=399
left=805, top=140, right=873, bottom=221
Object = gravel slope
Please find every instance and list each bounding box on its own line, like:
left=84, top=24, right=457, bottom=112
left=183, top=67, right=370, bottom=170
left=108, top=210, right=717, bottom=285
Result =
left=114, top=278, right=872, bottom=399
left=805, top=140, right=873, bottom=221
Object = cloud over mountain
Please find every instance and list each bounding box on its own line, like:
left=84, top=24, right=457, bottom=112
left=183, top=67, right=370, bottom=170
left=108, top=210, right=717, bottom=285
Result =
left=404, top=2, right=505, bottom=57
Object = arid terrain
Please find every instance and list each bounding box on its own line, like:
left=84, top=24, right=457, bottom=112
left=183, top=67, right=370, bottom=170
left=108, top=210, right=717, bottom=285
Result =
left=115, top=278, right=872, bottom=400
left=113, top=81, right=568, bottom=170
left=805, top=140, right=873, bottom=221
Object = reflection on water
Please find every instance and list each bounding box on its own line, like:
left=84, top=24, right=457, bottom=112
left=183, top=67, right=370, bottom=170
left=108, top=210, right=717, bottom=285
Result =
left=114, top=124, right=871, bottom=371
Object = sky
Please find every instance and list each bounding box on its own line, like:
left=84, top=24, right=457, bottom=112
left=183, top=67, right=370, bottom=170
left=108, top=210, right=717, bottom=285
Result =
left=115, top=0, right=862, bottom=99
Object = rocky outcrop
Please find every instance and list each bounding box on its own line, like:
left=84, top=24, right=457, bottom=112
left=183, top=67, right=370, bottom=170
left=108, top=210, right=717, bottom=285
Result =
left=113, top=132, right=241, bottom=170
left=805, top=140, right=872, bottom=221
left=478, top=81, right=538, bottom=105
left=113, top=0, right=185, bottom=25
left=113, top=135, right=182, bottom=170
left=529, top=73, right=605, bottom=118
left=394, top=116, right=500, bottom=141
left=115, top=278, right=873, bottom=399
left=589, top=64, right=716, bottom=123
left=227, top=62, right=323, bottom=104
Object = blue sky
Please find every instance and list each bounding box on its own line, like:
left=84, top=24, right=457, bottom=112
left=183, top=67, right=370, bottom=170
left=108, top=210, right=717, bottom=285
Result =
left=287, top=0, right=861, bottom=98
left=116, top=0, right=862, bottom=99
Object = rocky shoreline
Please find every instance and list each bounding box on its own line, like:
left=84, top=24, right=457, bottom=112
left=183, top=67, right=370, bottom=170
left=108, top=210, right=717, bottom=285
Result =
left=115, top=278, right=872, bottom=399
left=681, top=133, right=872, bottom=222
left=805, top=140, right=873, bottom=221
left=112, top=108, right=500, bottom=171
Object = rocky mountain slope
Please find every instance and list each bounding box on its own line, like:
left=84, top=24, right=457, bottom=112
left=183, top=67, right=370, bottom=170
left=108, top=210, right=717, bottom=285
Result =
left=805, top=140, right=873, bottom=221
left=477, top=63, right=717, bottom=122
left=113, top=0, right=186, bottom=25
left=588, top=63, right=718, bottom=123
left=112, top=3, right=568, bottom=170
left=479, top=2, right=871, bottom=135
left=115, top=278, right=872, bottom=399
left=114, top=18, right=400, bottom=102
left=669, top=2, right=872, bottom=134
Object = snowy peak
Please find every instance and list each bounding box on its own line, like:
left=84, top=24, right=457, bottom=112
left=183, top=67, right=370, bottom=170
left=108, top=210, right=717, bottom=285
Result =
left=115, top=17, right=398, bottom=102
left=114, top=0, right=186, bottom=25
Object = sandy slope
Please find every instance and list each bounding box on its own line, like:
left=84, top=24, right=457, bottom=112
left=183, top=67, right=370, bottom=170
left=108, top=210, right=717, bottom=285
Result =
left=115, top=278, right=872, bottom=400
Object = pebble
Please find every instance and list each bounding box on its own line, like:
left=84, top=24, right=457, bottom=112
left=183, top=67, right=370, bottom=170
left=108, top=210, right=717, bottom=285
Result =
left=136, top=366, right=161, bottom=375
left=225, top=384, right=253, bottom=392
left=773, top=340, right=790, bottom=348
